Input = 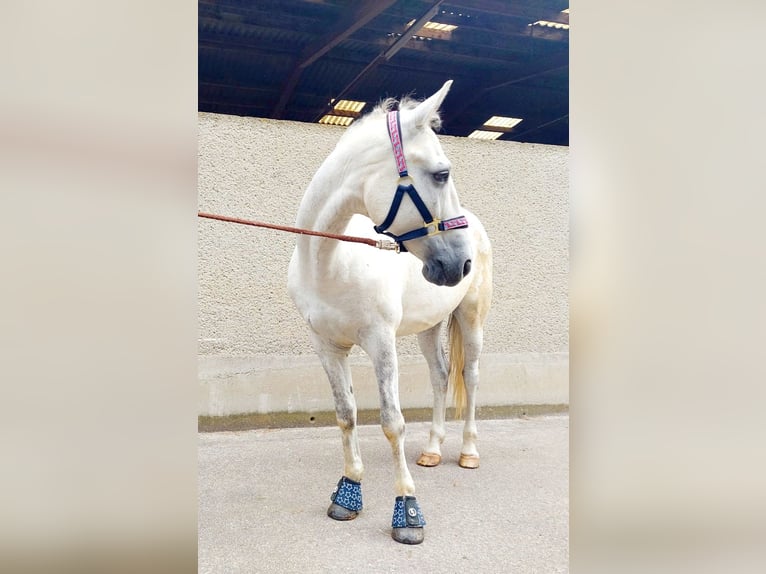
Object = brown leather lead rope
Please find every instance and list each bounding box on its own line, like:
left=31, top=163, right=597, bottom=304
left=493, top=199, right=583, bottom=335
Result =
left=198, top=212, right=400, bottom=252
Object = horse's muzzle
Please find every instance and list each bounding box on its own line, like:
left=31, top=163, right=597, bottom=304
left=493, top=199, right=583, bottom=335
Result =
left=422, top=256, right=472, bottom=287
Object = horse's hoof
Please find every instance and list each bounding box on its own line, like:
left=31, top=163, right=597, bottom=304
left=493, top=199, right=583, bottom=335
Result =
left=458, top=453, right=480, bottom=469
left=416, top=451, right=442, bottom=467
left=327, top=502, right=359, bottom=521
left=392, top=527, right=425, bottom=545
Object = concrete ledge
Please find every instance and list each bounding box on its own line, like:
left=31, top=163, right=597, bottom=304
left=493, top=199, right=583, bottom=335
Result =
left=199, top=403, right=569, bottom=432
left=198, top=351, right=568, bottom=418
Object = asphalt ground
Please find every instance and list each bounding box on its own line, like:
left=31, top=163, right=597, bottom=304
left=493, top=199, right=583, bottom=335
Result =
left=199, top=414, right=569, bottom=573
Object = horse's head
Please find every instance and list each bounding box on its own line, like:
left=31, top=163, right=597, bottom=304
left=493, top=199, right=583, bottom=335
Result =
left=361, top=80, right=473, bottom=287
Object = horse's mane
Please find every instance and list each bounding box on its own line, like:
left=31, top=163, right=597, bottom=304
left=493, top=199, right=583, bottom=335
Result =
left=348, top=95, right=443, bottom=133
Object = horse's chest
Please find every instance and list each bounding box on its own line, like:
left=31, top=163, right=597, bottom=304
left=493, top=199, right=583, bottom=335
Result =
left=289, top=249, right=467, bottom=343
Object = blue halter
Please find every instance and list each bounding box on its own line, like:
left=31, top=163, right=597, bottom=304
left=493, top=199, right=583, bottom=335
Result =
left=373, top=111, right=468, bottom=253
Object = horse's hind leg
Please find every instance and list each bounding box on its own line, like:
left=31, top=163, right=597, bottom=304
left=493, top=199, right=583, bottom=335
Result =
left=311, top=333, right=364, bottom=521
left=453, top=303, right=486, bottom=469
left=416, top=321, right=448, bottom=467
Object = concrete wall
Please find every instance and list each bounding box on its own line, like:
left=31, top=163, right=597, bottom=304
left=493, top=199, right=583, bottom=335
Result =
left=198, top=112, right=568, bottom=417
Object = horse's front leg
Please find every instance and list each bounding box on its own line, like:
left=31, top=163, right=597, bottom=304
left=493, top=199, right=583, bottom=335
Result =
left=416, top=322, right=448, bottom=467
left=360, top=328, right=426, bottom=545
left=311, top=333, right=364, bottom=521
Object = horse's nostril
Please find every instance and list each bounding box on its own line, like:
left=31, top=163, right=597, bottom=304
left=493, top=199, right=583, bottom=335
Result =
left=463, top=259, right=472, bottom=276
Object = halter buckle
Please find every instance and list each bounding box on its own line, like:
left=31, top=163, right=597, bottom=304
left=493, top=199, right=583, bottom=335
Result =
left=376, top=239, right=401, bottom=252
left=425, top=220, right=441, bottom=236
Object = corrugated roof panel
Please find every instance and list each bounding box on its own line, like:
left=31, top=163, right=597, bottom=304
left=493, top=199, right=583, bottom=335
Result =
left=198, top=0, right=569, bottom=144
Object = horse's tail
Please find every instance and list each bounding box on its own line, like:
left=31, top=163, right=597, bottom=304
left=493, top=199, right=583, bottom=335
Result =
left=448, top=314, right=466, bottom=420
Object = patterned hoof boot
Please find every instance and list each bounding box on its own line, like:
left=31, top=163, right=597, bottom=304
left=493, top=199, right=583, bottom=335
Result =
left=416, top=452, right=442, bottom=467
left=327, top=476, right=362, bottom=521
left=391, top=495, right=426, bottom=545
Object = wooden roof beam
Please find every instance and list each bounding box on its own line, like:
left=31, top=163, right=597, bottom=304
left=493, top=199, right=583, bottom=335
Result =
left=311, top=1, right=446, bottom=121
left=270, top=0, right=397, bottom=119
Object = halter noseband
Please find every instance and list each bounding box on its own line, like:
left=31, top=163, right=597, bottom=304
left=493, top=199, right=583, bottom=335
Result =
left=373, top=111, right=468, bottom=252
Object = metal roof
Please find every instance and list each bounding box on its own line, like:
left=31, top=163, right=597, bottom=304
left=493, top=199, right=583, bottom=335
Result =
left=199, top=0, right=569, bottom=145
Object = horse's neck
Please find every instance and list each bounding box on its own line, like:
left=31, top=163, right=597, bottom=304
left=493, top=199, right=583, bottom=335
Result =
left=294, top=152, right=365, bottom=268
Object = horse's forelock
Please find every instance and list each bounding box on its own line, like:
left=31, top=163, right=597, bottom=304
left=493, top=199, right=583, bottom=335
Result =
left=381, top=97, right=399, bottom=112
left=347, top=96, right=442, bottom=135
left=379, top=97, right=443, bottom=131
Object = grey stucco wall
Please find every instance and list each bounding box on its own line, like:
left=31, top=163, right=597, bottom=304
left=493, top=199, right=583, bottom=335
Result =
left=198, top=112, right=568, bottom=416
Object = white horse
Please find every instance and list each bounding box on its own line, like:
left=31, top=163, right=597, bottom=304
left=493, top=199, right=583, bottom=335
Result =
left=287, top=80, right=492, bottom=545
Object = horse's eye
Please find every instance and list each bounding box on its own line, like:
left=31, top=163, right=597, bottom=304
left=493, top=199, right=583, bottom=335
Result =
left=433, top=170, right=450, bottom=183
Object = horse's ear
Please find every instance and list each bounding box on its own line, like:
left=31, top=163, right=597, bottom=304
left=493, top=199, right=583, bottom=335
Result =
left=411, top=80, right=453, bottom=129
